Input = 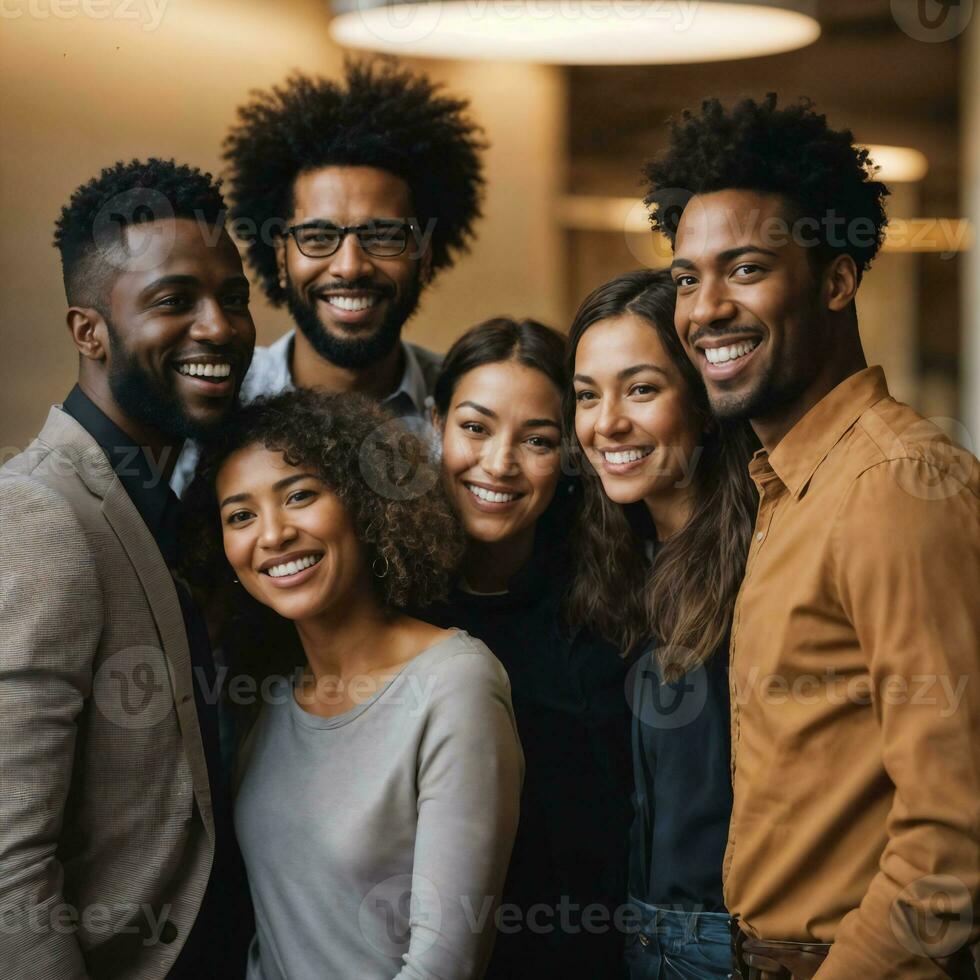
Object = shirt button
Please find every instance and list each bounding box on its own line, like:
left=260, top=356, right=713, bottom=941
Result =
left=756, top=532, right=765, bottom=541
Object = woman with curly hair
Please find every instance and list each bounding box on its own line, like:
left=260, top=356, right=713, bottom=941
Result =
left=422, top=318, right=634, bottom=980
left=180, top=388, right=523, bottom=980
left=567, top=269, right=757, bottom=979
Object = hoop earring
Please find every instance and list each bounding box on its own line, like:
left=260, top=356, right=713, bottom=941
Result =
left=372, top=555, right=389, bottom=579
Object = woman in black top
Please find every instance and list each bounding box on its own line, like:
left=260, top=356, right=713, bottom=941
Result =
left=422, top=317, right=633, bottom=979
left=566, top=270, right=757, bottom=979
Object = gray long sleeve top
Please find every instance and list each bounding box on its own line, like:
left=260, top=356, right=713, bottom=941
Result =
left=235, top=631, right=524, bottom=980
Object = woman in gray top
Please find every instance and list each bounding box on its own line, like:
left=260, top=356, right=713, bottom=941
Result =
left=182, top=389, right=524, bottom=980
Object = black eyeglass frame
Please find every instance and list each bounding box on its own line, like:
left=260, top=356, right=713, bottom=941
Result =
left=283, top=219, right=421, bottom=259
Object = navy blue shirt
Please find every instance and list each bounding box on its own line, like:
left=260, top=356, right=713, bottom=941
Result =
left=628, top=641, right=732, bottom=912
left=421, top=493, right=633, bottom=980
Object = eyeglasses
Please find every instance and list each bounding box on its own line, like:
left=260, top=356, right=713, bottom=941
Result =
left=284, top=219, right=418, bottom=259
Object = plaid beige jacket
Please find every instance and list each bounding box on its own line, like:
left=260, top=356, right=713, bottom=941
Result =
left=0, top=407, right=214, bottom=979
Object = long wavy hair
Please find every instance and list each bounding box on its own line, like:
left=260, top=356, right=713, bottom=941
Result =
left=563, top=269, right=757, bottom=675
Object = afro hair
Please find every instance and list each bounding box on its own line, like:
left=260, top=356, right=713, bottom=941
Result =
left=223, top=59, right=486, bottom=305
left=53, top=158, right=226, bottom=309
left=643, top=94, right=890, bottom=279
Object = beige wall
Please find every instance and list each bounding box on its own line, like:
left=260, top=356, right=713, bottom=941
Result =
left=0, top=0, right=565, bottom=450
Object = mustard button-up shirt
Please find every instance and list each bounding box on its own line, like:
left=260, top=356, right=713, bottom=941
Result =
left=724, top=367, right=980, bottom=978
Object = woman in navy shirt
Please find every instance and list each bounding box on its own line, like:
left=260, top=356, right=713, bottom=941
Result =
left=566, top=270, right=757, bottom=979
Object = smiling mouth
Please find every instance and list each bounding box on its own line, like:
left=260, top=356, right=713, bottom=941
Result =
left=316, top=292, right=382, bottom=313
left=601, top=447, right=654, bottom=465
left=701, top=338, right=761, bottom=365
left=261, top=553, right=324, bottom=578
left=464, top=483, right=524, bottom=504
left=173, top=359, right=234, bottom=382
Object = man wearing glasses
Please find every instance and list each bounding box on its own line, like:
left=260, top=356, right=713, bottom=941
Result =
left=171, top=60, right=485, bottom=493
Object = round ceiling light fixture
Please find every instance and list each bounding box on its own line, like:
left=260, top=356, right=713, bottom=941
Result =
left=329, top=0, right=821, bottom=64
left=863, top=144, right=930, bottom=183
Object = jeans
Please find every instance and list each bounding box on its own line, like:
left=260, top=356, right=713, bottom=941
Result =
left=625, top=900, right=733, bottom=980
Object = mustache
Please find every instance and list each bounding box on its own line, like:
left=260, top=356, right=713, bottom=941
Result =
left=688, top=326, right=764, bottom=346
left=309, top=278, right=396, bottom=299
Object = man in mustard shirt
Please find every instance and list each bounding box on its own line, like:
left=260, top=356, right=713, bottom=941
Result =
left=644, top=95, right=979, bottom=978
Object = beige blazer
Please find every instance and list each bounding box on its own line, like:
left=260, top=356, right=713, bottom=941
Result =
left=0, top=407, right=214, bottom=979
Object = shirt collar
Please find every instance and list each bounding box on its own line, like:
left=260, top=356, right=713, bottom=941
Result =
left=272, top=330, right=429, bottom=415
left=61, top=385, right=178, bottom=558
left=390, top=341, right=430, bottom=416
left=766, top=366, right=890, bottom=499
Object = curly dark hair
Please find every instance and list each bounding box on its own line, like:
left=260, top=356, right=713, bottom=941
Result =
left=643, top=94, right=890, bottom=280
left=179, top=389, right=465, bottom=694
left=53, top=158, right=227, bottom=310
left=181, top=387, right=465, bottom=610
left=223, top=59, right=486, bottom=305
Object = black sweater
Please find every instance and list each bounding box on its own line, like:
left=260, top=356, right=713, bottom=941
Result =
left=421, top=509, right=633, bottom=979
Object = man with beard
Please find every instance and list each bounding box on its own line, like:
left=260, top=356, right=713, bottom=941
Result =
left=171, top=61, right=485, bottom=494
left=644, top=96, right=980, bottom=979
left=0, top=159, right=255, bottom=979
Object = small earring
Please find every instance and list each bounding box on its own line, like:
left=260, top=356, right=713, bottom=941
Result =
left=372, top=555, right=389, bottom=578
left=278, top=277, right=286, bottom=289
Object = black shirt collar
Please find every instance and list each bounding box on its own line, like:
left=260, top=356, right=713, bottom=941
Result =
left=62, top=385, right=180, bottom=563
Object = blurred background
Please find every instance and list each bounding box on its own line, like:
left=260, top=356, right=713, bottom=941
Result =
left=1, top=0, right=976, bottom=454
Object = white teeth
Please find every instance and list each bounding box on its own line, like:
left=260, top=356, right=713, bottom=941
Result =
left=603, top=448, right=653, bottom=465
left=264, top=554, right=322, bottom=578
left=466, top=484, right=519, bottom=504
left=177, top=362, right=232, bottom=378
left=326, top=295, right=377, bottom=312
left=704, top=340, right=760, bottom=365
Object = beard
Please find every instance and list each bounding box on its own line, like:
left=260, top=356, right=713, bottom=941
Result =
left=285, top=273, right=422, bottom=372
left=105, top=320, right=232, bottom=441
left=708, top=364, right=813, bottom=422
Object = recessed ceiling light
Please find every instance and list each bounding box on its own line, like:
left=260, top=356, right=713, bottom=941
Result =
left=329, top=0, right=821, bottom=64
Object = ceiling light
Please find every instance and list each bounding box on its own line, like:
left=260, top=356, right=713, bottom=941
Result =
left=863, top=144, right=930, bottom=183
left=329, top=0, right=821, bottom=64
